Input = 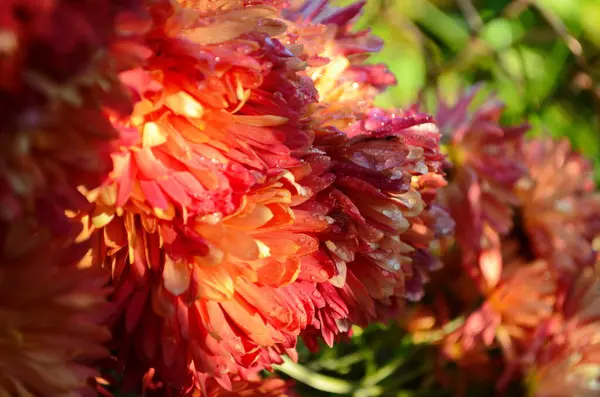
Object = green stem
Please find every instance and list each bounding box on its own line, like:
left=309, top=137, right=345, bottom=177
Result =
left=386, top=364, right=432, bottom=389
left=275, top=356, right=382, bottom=396
left=361, top=345, right=418, bottom=387
left=309, top=351, right=366, bottom=372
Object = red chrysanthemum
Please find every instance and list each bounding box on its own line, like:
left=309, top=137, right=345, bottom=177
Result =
left=298, top=107, right=449, bottom=350
left=516, top=138, right=600, bottom=277
left=0, top=0, right=147, bottom=227
left=0, top=220, right=111, bottom=397
left=266, top=0, right=451, bottom=349
left=434, top=86, right=529, bottom=290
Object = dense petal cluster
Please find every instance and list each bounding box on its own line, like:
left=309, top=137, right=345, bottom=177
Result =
left=77, top=0, right=449, bottom=395
left=83, top=0, right=319, bottom=392
left=278, top=0, right=451, bottom=350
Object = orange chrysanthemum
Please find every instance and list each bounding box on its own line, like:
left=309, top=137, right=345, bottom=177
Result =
left=516, top=138, right=600, bottom=276
left=441, top=258, right=558, bottom=369
left=0, top=220, right=111, bottom=397
left=78, top=0, right=447, bottom=393
left=487, top=259, right=558, bottom=351
left=81, top=0, right=336, bottom=394
left=435, top=86, right=529, bottom=290
left=0, top=0, right=147, bottom=226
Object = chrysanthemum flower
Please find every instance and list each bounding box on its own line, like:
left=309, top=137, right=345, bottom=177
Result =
left=299, top=108, right=449, bottom=349
left=434, top=86, right=529, bottom=290
left=0, top=0, right=146, bottom=225
left=0, top=220, right=111, bottom=397
left=82, top=0, right=447, bottom=393
left=282, top=0, right=396, bottom=126
left=275, top=0, right=450, bottom=348
left=81, top=0, right=336, bottom=393
left=443, top=258, right=559, bottom=366
left=487, top=259, right=558, bottom=351
left=525, top=264, right=600, bottom=397
left=516, top=138, right=600, bottom=276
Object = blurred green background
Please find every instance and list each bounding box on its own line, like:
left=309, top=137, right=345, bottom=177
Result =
left=339, top=0, right=600, bottom=181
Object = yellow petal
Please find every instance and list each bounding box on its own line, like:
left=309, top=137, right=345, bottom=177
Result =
left=163, top=257, right=191, bottom=296
left=232, top=114, right=289, bottom=127
left=164, top=91, right=204, bottom=118
left=142, top=122, right=167, bottom=148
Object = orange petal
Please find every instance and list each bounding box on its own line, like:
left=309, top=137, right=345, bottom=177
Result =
left=193, top=265, right=235, bottom=301
left=195, top=224, right=260, bottom=261
left=220, top=297, right=277, bottom=346
left=256, top=257, right=301, bottom=287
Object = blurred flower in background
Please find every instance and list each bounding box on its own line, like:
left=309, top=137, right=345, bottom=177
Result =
left=345, top=0, right=600, bottom=179
left=0, top=0, right=146, bottom=227
left=0, top=220, right=111, bottom=397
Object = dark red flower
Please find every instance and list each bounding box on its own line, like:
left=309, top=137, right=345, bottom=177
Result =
left=0, top=0, right=147, bottom=225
